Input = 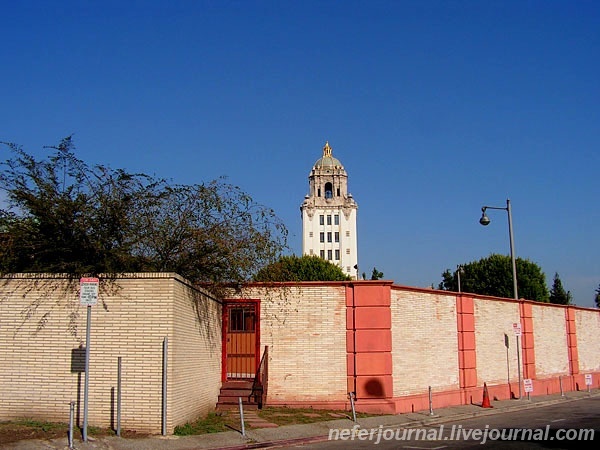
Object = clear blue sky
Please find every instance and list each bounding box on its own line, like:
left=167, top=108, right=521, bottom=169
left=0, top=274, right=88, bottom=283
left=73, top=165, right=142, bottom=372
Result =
left=2, top=1, right=598, bottom=307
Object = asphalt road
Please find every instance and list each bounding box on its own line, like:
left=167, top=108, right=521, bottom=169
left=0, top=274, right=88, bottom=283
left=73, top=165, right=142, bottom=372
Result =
left=291, top=397, right=599, bottom=449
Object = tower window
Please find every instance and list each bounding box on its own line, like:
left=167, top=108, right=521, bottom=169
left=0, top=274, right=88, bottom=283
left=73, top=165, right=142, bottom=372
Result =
left=320, top=232, right=325, bottom=243
left=318, top=188, right=321, bottom=197
left=320, top=250, right=325, bottom=259
left=335, top=232, right=339, bottom=242
left=325, top=182, right=333, bottom=198
left=335, top=249, right=340, bottom=260
left=309, top=232, right=313, bottom=238
left=334, top=215, right=339, bottom=225
left=337, top=188, right=340, bottom=196
left=346, top=248, right=350, bottom=254
left=327, top=215, right=332, bottom=225
left=319, top=215, right=324, bottom=225
left=327, top=250, right=332, bottom=260
left=346, top=231, right=350, bottom=237
left=327, top=232, right=332, bottom=242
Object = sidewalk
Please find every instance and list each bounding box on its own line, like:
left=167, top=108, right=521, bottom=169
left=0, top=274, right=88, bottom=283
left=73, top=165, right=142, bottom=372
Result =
left=6, top=389, right=598, bottom=450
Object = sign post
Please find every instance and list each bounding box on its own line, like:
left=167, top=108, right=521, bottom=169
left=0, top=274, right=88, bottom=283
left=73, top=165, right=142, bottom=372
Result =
left=523, top=378, right=533, bottom=400
left=80, top=277, right=98, bottom=442
left=513, top=322, right=522, bottom=399
left=585, top=374, right=593, bottom=393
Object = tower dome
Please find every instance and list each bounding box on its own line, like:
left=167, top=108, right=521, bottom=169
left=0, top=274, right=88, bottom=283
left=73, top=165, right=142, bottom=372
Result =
left=313, top=141, right=344, bottom=171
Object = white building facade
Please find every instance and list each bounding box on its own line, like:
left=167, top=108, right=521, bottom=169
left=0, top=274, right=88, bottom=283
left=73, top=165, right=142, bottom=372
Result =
left=300, top=142, right=358, bottom=279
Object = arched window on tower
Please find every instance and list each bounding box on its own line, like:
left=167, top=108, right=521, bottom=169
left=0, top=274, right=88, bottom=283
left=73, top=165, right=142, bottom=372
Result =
left=325, top=182, right=333, bottom=199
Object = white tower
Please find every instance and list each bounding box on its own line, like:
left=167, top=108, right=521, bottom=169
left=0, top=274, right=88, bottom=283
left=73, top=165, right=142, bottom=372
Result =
left=300, top=141, right=358, bottom=279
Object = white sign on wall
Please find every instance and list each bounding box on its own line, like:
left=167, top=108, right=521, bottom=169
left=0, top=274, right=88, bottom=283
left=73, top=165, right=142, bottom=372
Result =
left=80, top=277, right=99, bottom=307
left=585, top=374, right=593, bottom=386
left=513, top=322, right=522, bottom=337
left=523, top=378, right=533, bottom=393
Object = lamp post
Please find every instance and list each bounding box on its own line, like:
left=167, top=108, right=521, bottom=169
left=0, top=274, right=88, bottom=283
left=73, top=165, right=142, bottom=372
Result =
left=457, top=265, right=464, bottom=293
left=480, top=198, right=521, bottom=399
left=479, top=199, right=518, bottom=300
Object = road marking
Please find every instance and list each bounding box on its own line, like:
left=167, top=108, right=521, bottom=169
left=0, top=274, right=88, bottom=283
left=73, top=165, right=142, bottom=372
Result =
left=551, top=418, right=566, bottom=422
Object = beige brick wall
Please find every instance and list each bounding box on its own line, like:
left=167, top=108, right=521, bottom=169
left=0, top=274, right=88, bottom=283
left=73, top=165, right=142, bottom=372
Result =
left=170, top=279, right=222, bottom=430
left=237, top=284, right=348, bottom=402
left=532, top=304, right=569, bottom=377
left=474, top=299, right=521, bottom=385
left=575, top=309, right=600, bottom=372
left=0, top=274, right=221, bottom=434
left=390, top=289, right=459, bottom=395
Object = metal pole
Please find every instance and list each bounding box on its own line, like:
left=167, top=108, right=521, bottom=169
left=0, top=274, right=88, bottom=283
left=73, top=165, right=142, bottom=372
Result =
left=559, top=375, right=564, bottom=397
left=516, top=335, right=522, bottom=399
left=506, top=199, right=518, bottom=300
left=162, top=338, right=168, bottom=436
left=238, top=397, right=246, bottom=437
left=505, top=334, right=510, bottom=397
left=83, top=305, right=91, bottom=442
left=457, top=267, right=462, bottom=293
left=428, top=386, right=434, bottom=416
left=69, top=401, right=75, bottom=449
left=117, top=357, right=122, bottom=437
left=349, top=392, right=357, bottom=422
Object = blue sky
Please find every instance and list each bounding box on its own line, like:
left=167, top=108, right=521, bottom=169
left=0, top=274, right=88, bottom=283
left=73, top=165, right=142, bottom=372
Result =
left=1, top=1, right=598, bottom=307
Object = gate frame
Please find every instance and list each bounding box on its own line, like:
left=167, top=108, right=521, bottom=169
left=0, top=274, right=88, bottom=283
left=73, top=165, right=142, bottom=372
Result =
left=221, top=298, right=261, bottom=382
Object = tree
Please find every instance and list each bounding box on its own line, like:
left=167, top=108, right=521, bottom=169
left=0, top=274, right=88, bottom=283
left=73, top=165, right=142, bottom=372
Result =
left=253, top=255, right=351, bottom=282
left=595, top=284, right=600, bottom=308
left=549, top=273, right=572, bottom=305
left=0, top=137, right=288, bottom=292
left=439, top=254, right=550, bottom=302
left=370, top=267, right=384, bottom=280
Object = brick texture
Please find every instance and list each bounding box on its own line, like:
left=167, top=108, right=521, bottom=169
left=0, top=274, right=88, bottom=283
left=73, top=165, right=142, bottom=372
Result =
left=390, top=288, right=459, bottom=395
left=2, top=276, right=600, bottom=429
left=474, top=299, right=521, bottom=385
left=575, top=308, right=600, bottom=372
left=0, top=274, right=221, bottom=434
left=532, top=304, right=569, bottom=377
left=236, top=284, right=348, bottom=403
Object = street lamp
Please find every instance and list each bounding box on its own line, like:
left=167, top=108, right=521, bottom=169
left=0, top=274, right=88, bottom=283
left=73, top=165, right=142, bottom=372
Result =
left=479, top=199, right=518, bottom=300
left=480, top=198, right=522, bottom=400
left=456, top=265, right=464, bottom=293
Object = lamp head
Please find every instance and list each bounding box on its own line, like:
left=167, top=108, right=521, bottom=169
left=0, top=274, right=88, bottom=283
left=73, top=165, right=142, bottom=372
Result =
left=479, top=213, right=491, bottom=226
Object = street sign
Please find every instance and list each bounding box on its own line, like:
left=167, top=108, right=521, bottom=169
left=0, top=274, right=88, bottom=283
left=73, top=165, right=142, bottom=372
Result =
left=523, top=378, right=533, bottom=393
left=80, top=277, right=99, bottom=307
left=512, top=322, right=522, bottom=337
left=585, top=374, right=592, bottom=386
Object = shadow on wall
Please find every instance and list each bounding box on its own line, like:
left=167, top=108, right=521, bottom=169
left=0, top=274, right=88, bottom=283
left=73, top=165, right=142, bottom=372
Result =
left=192, top=289, right=222, bottom=356
left=364, top=378, right=384, bottom=398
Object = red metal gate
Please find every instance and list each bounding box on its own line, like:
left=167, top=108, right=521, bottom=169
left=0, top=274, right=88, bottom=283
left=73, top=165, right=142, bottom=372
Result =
left=222, top=300, right=260, bottom=380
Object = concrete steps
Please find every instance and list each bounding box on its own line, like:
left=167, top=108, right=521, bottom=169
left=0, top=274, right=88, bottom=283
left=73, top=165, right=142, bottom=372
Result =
left=216, top=381, right=258, bottom=411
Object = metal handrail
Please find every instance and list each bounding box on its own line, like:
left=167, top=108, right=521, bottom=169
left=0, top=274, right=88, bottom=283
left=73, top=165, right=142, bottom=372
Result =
left=251, top=345, right=268, bottom=408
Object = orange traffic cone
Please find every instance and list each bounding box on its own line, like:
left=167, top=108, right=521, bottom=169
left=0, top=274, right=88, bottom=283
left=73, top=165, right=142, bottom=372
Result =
left=481, top=382, right=493, bottom=408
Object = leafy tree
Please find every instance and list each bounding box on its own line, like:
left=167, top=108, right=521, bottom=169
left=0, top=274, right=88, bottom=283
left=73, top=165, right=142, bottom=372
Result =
left=370, top=267, right=384, bottom=280
left=253, top=255, right=351, bottom=282
left=0, top=137, right=288, bottom=292
left=595, top=284, right=600, bottom=308
left=549, top=273, right=572, bottom=305
left=439, top=254, right=549, bottom=302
